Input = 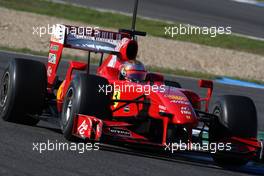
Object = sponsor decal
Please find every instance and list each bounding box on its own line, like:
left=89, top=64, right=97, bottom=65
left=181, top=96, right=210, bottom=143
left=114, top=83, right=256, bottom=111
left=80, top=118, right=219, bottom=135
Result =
left=50, top=44, right=59, bottom=51
left=50, top=24, right=66, bottom=44
left=48, top=53, right=57, bottom=64
left=159, top=105, right=167, bottom=112
left=75, top=43, right=115, bottom=52
left=170, top=100, right=190, bottom=105
left=110, top=128, right=131, bottom=137
left=165, top=95, right=187, bottom=101
left=78, top=120, right=89, bottom=136
left=112, top=89, right=121, bottom=108
left=180, top=106, right=192, bottom=115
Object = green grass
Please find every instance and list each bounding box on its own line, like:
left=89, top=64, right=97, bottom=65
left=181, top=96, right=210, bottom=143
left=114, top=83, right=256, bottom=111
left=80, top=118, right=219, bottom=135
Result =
left=0, top=0, right=264, bottom=56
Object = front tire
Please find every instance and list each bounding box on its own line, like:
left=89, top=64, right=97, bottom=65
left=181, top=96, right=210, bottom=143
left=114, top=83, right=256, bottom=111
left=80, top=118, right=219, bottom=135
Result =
left=61, top=74, right=112, bottom=141
left=209, top=95, right=257, bottom=167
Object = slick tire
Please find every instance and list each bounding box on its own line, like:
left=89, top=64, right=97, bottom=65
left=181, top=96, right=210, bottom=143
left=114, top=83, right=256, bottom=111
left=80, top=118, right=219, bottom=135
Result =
left=61, top=73, right=112, bottom=141
left=209, top=95, right=257, bottom=167
left=0, top=58, right=47, bottom=125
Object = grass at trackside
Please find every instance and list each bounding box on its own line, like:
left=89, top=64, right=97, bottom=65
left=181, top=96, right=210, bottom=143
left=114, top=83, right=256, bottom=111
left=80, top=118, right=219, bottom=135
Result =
left=0, top=0, right=264, bottom=56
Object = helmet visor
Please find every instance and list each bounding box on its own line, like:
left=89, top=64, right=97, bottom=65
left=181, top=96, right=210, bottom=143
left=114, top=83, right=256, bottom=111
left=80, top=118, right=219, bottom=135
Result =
left=126, top=71, right=146, bottom=82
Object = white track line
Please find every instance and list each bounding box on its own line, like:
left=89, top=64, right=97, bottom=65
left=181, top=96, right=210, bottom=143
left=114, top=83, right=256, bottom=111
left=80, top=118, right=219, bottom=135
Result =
left=232, top=0, right=258, bottom=4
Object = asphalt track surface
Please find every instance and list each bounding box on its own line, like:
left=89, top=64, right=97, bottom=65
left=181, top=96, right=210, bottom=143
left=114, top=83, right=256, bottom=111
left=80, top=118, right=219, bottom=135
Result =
left=58, top=0, right=264, bottom=38
left=0, top=51, right=264, bottom=176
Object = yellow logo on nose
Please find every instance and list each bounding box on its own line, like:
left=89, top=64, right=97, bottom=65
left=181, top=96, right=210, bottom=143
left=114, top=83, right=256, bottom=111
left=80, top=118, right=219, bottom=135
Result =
left=112, top=90, right=121, bottom=108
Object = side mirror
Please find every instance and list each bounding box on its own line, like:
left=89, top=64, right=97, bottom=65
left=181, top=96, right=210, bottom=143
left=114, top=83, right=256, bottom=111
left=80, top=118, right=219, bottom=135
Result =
left=198, top=80, right=213, bottom=89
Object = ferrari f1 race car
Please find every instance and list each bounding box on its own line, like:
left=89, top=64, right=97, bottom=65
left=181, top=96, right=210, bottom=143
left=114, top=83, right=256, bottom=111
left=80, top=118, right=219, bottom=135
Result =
left=0, top=0, right=263, bottom=167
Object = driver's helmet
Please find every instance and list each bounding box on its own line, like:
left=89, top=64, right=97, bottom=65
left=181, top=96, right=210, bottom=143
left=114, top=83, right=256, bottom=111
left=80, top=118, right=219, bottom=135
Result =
left=119, top=60, right=147, bottom=82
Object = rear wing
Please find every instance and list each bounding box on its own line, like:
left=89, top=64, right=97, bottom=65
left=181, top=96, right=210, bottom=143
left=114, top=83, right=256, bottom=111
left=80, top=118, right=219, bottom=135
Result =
left=47, top=0, right=146, bottom=88
left=47, top=24, right=138, bottom=87
left=51, top=24, right=131, bottom=54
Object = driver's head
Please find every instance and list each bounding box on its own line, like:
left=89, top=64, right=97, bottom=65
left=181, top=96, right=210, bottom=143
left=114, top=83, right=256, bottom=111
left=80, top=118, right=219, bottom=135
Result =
left=119, top=60, right=147, bottom=82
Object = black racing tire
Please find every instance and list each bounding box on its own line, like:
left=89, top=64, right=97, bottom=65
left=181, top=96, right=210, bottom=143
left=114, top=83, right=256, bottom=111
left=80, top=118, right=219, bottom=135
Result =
left=164, top=80, right=181, bottom=88
left=0, top=58, right=47, bottom=125
left=209, top=95, right=257, bottom=167
left=61, top=73, right=112, bottom=141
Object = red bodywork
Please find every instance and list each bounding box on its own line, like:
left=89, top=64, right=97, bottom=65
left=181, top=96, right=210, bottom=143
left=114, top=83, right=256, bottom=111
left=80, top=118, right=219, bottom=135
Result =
left=46, top=24, right=263, bottom=160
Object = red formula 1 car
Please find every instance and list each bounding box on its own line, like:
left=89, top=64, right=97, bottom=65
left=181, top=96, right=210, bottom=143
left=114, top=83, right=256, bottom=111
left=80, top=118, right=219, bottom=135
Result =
left=0, top=1, right=263, bottom=167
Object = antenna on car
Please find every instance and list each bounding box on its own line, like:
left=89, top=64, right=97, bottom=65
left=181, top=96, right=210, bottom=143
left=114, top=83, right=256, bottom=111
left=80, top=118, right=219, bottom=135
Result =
left=119, top=0, right=147, bottom=40
left=131, top=0, right=139, bottom=32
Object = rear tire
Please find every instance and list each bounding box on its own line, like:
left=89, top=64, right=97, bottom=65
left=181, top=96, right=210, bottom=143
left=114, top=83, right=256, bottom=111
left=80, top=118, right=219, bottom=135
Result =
left=61, top=74, right=112, bottom=141
left=0, top=58, right=47, bottom=125
left=209, top=95, right=257, bottom=167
